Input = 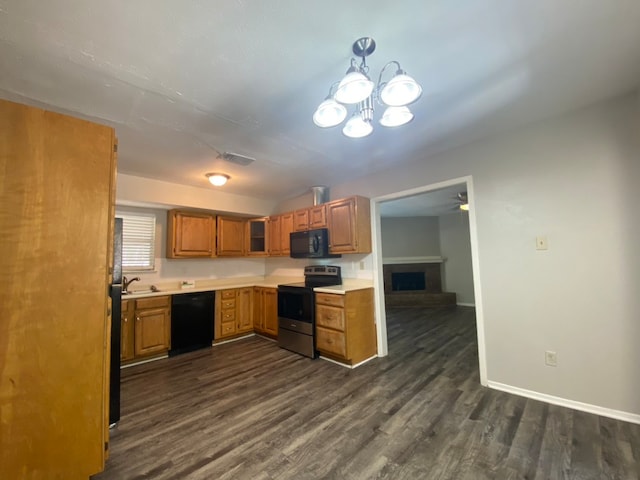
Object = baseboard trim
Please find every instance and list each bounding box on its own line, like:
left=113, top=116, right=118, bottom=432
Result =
left=456, top=302, right=475, bottom=307
left=487, top=381, right=640, bottom=425
left=212, top=333, right=255, bottom=346
left=319, top=354, right=377, bottom=369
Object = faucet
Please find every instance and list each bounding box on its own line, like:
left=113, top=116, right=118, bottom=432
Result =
left=122, top=276, right=141, bottom=293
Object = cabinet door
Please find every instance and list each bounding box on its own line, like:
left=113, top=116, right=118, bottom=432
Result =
left=121, top=300, right=135, bottom=362
left=293, top=209, right=309, bottom=231
left=268, top=215, right=281, bottom=255
left=253, top=287, right=265, bottom=331
left=236, top=287, right=253, bottom=332
left=246, top=218, right=268, bottom=256
left=327, top=196, right=371, bottom=254
left=263, top=288, right=278, bottom=336
left=308, top=205, right=327, bottom=228
left=217, top=216, right=246, bottom=256
left=134, top=307, right=171, bottom=357
left=168, top=210, right=216, bottom=258
left=280, top=212, right=294, bottom=256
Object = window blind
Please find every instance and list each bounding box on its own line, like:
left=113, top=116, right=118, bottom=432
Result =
left=117, top=212, right=156, bottom=271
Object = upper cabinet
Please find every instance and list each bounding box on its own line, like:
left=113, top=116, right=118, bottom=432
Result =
left=246, top=217, right=269, bottom=256
left=217, top=215, right=246, bottom=256
left=293, top=204, right=327, bottom=232
left=268, top=212, right=293, bottom=256
left=327, top=196, right=372, bottom=254
left=167, top=210, right=216, bottom=258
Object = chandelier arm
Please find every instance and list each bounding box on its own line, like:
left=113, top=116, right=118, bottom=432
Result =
left=377, top=61, right=401, bottom=86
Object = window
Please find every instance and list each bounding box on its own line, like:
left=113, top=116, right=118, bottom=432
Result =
left=116, top=211, right=156, bottom=271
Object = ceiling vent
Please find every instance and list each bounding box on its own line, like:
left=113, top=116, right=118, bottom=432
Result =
left=219, top=152, right=255, bottom=166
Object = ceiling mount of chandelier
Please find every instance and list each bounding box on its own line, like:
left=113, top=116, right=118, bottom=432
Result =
left=313, top=37, right=422, bottom=138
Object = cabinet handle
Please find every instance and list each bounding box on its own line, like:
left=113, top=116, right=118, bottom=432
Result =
left=136, top=316, right=141, bottom=322
left=124, top=316, right=128, bottom=323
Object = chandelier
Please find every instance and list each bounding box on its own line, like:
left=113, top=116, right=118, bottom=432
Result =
left=313, top=37, right=422, bottom=138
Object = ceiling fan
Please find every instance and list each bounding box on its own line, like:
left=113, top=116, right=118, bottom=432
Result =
left=454, top=192, right=469, bottom=211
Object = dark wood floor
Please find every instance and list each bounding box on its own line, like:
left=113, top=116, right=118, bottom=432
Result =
left=94, top=306, right=640, bottom=480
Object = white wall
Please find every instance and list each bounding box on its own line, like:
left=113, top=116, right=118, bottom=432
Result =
left=439, top=212, right=475, bottom=305
left=380, top=217, right=441, bottom=258
left=326, top=94, right=640, bottom=418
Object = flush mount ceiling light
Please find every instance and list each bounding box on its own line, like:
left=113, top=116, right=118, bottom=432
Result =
left=313, top=37, right=422, bottom=138
left=205, top=173, right=230, bottom=186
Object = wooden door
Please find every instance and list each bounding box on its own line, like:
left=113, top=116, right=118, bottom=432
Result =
left=246, top=218, right=268, bottom=256
left=263, top=288, right=279, bottom=336
left=308, top=205, right=327, bottom=228
left=168, top=210, right=216, bottom=257
left=236, top=287, right=253, bottom=332
left=268, top=215, right=281, bottom=255
left=0, top=99, right=115, bottom=477
left=217, top=216, right=246, bottom=256
left=327, top=197, right=357, bottom=253
left=280, top=212, right=294, bottom=256
left=253, top=287, right=265, bottom=331
left=134, top=307, right=171, bottom=357
left=293, top=208, right=309, bottom=231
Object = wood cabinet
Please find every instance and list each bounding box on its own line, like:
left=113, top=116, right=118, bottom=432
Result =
left=121, top=299, right=135, bottom=362
left=326, top=196, right=372, bottom=254
left=315, top=288, right=377, bottom=366
left=133, top=296, right=171, bottom=359
left=215, top=287, right=253, bottom=339
left=253, top=287, right=278, bottom=337
left=246, top=217, right=269, bottom=256
left=0, top=99, right=116, bottom=477
left=217, top=215, right=246, bottom=256
left=268, top=212, right=294, bottom=256
left=293, top=204, right=327, bottom=231
left=167, top=210, right=216, bottom=258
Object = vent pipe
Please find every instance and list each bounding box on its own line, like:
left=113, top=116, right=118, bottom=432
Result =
left=311, top=186, right=330, bottom=205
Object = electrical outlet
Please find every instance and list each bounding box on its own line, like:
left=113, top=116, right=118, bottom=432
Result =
left=545, top=350, right=557, bottom=367
left=536, top=236, right=548, bottom=250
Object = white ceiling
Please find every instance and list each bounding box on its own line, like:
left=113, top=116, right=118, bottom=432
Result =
left=379, top=184, right=467, bottom=217
left=2, top=1, right=640, bottom=202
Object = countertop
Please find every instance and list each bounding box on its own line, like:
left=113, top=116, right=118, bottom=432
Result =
left=122, top=276, right=373, bottom=298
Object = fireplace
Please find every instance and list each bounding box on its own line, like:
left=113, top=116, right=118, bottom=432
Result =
left=391, top=272, right=426, bottom=291
left=383, top=261, right=456, bottom=307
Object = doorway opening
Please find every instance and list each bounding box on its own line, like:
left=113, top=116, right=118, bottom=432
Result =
left=370, top=175, right=487, bottom=385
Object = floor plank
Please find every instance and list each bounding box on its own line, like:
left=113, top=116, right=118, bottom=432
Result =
left=93, top=306, right=640, bottom=479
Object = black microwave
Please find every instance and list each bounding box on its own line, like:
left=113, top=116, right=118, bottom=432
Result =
left=290, top=228, right=340, bottom=259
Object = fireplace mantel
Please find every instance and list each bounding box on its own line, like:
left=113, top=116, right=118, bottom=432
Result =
left=382, top=256, right=443, bottom=265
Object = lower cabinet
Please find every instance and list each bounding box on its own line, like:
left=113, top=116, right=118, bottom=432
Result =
left=253, top=286, right=278, bottom=337
left=315, top=288, right=377, bottom=365
left=215, top=287, right=253, bottom=340
left=122, top=296, right=171, bottom=364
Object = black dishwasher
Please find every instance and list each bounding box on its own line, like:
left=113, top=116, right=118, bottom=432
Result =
left=170, top=292, right=215, bottom=356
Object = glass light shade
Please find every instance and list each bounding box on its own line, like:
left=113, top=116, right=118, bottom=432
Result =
left=342, top=115, right=373, bottom=138
left=313, top=98, right=347, bottom=127
left=334, top=71, right=374, bottom=105
left=459, top=203, right=469, bottom=211
left=379, top=106, right=414, bottom=127
left=380, top=73, right=422, bottom=106
left=206, top=173, right=229, bottom=186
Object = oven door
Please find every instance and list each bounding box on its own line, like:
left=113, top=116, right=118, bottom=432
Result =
left=277, top=285, right=316, bottom=358
left=277, top=285, right=314, bottom=323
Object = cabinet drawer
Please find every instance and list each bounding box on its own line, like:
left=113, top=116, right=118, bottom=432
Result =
left=221, top=299, right=236, bottom=309
left=221, top=290, right=235, bottom=299
left=221, top=310, right=236, bottom=322
left=134, top=296, right=170, bottom=309
left=221, top=321, right=236, bottom=336
left=315, top=293, right=345, bottom=308
left=316, top=326, right=347, bottom=357
left=316, top=304, right=345, bottom=331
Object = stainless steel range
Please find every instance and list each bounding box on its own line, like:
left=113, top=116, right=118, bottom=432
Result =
left=277, top=265, right=342, bottom=358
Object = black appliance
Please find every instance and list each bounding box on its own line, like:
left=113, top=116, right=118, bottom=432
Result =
left=277, top=265, right=342, bottom=358
left=109, top=217, right=123, bottom=426
left=290, top=228, right=340, bottom=259
left=170, top=292, right=215, bottom=356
